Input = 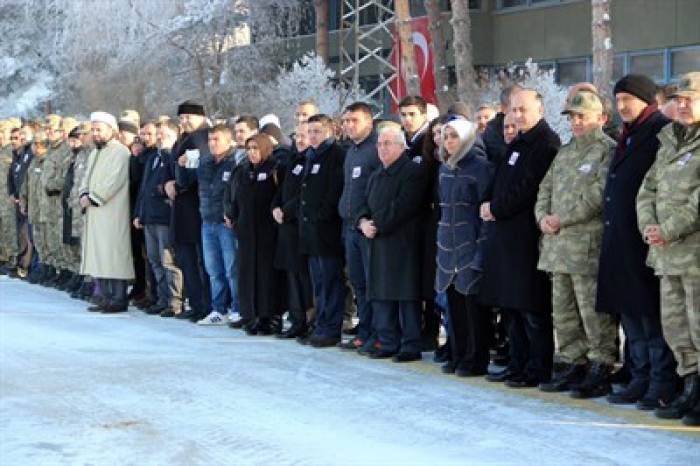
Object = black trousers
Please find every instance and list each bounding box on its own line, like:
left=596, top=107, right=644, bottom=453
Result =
left=129, top=227, right=148, bottom=298
left=372, top=300, right=422, bottom=353
left=621, top=313, right=677, bottom=396
left=446, top=287, right=491, bottom=373
left=503, top=308, right=554, bottom=380
left=285, top=268, right=313, bottom=328
left=98, top=278, right=127, bottom=305
left=175, top=242, right=210, bottom=313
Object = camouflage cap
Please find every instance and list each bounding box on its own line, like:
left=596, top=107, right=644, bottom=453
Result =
left=562, top=90, right=603, bottom=115
left=120, top=109, right=140, bottom=126
left=75, top=121, right=92, bottom=134
left=672, top=71, right=700, bottom=99
left=45, top=114, right=63, bottom=130
left=6, top=117, right=22, bottom=129
left=62, top=116, right=78, bottom=134
left=157, top=115, right=171, bottom=123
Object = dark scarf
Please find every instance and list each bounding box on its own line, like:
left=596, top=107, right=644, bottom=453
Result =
left=617, top=103, right=658, bottom=157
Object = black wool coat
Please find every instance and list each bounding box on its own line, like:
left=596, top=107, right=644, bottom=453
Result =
left=167, top=125, right=210, bottom=245
left=272, top=148, right=307, bottom=272
left=479, top=119, right=561, bottom=312
left=596, top=111, right=670, bottom=316
left=482, top=112, right=507, bottom=165
left=298, top=140, right=345, bottom=257
left=231, top=158, right=285, bottom=318
left=357, top=154, right=428, bottom=302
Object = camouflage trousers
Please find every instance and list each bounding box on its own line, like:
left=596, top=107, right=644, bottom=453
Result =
left=0, top=206, right=17, bottom=262
left=46, top=218, right=64, bottom=268
left=32, top=222, right=51, bottom=265
left=661, top=275, right=700, bottom=377
left=552, top=273, right=617, bottom=365
left=62, top=242, right=82, bottom=274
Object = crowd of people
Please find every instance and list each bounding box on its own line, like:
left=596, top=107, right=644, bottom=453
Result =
left=1, top=71, right=698, bottom=427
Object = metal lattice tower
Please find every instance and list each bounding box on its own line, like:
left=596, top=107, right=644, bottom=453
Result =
left=338, top=0, right=397, bottom=112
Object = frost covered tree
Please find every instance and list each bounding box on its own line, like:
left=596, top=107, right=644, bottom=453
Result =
left=258, top=53, right=361, bottom=132
left=476, top=60, right=571, bottom=142
left=451, top=0, right=477, bottom=112
left=0, top=0, right=59, bottom=117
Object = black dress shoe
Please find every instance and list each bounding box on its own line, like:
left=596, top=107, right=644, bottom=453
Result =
left=392, top=352, right=422, bottom=363
left=486, top=368, right=518, bottom=383
left=276, top=326, right=308, bottom=339
left=456, top=365, right=487, bottom=377
left=442, top=361, right=457, bottom=374
left=160, top=309, right=176, bottom=318
left=189, top=311, right=209, bottom=323
left=368, top=349, right=397, bottom=359
left=506, top=374, right=545, bottom=389
left=176, top=310, right=194, bottom=320
left=145, top=304, right=167, bottom=315
left=606, top=380, right=648, bottom=405
left=310, top=336, right=341, bottom=348
left=101, top=304, right=128, bottom=314
left=229, top=316, right=252, bottom=329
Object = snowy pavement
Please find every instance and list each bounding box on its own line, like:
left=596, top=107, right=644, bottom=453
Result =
left=1, top=276, right=698, bottom=466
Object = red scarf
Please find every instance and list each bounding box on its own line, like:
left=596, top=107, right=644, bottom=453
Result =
left=617, top=103, right=658, bottom=157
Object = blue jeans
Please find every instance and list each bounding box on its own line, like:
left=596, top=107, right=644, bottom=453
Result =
left=308, top=255, right=345, bottom=338
left=202, top=223, right=238, bottom=314
left=344, top=225, right=372, bottom=341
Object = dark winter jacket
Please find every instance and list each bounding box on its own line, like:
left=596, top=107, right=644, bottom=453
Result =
left=338, top=131, right=380, bottom=223
left=482, top=112, right=507, bottom=165
left=231, top=157, right=284, bottom=318
left=298, top=138, right=345, bottom=257
left=167, top=124, right=210, bottom=244
left=479, top=118, right=561, bottom=312
left=135, top=147, right=172, bottom=226
left=358, top=154, right=427, bottom=302
left=596, top=110, right=670, bottom=316
left=436, top=130, right=494, bottom=296
left=198, top=150, right=235, bottom=224
left=129, top=147, right=149, bottom=215
left=272, top=147, right=307, bottom=272
left=8, top=145, right=33, bottom=199
left=61, top=150, right=78, bottom=245
left=223, top=148, right=251, bottom=222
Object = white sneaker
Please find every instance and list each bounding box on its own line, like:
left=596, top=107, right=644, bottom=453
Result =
left=197, top=311, right=229, bottom=326
left=227, top=310, right=241, bottom=321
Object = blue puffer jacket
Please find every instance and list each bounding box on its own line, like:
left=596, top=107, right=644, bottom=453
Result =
left=436, top=128, right=494, bottom=295
left=197, top=150, right=236, bottom=224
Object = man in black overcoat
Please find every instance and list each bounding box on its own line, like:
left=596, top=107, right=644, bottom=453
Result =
left=597, top=75, right=677, bottom=408
left=480, top=89, right=561, bottom=388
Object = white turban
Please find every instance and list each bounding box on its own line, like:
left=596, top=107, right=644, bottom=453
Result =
left=90, top=111, right=118, bottom=132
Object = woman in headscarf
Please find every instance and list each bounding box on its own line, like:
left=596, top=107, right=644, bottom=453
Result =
left=230, top=134, right=284, bottom=335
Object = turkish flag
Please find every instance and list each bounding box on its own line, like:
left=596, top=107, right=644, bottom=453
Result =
left=391, top=16, right=437, bottom=113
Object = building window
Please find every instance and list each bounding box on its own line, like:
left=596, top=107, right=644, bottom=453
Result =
left=629, top=52, right=665, bottom=82
left=612, top=55, right=625, bottom=81
left=445, top=0, right=482, bottom=10
left=497, top=0, right=575, bottom=9
left=557, top=59, right=589, bottom=85
left=670, top=47, right=700, bottom=81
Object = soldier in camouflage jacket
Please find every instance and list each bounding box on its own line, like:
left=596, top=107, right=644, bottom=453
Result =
left=535, top=91, right=618, bottom=398
left=637, top=72, right=700, bottom=425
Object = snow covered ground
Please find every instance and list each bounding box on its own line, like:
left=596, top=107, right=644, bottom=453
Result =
left=1, top=276, right=698, bottom=465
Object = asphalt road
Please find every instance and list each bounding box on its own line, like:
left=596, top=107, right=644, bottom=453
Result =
left=1, top=276, right=698, bottom=465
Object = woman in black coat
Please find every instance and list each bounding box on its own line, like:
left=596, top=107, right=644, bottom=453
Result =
left=230, top=134, right=285, bottom=335
left=271, top=123, right=314, bottom=338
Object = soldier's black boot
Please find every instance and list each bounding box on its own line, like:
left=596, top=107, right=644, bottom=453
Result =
left=682, top=398, right=700, bottom=426
left=655, top=373, right=700, bottom=419
left=539, top=363, right=587, bottom=392
left=28, top=264, right=44, bottom=284
left=41, top=265, right=57, bottom=286
left=57, top=271, right=75, bottom=291
left=69, top=274, right=84, bottom=293
left=570, top=362, right=613, bottom=399
left=51, top=269, right=69, bottom=288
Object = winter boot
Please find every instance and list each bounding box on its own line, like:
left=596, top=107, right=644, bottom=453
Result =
left=57, top=272, right=75, bottom=291
left=606, top=378, right=649, bottom=405
left=28, top=263, right=44, bottom=284
left=570, top=362, right=613, bottom=399
left=655, top=374, right=700, bottom=419
left=41, top=265, right=57, bottom=286
left=69, top=275, right=84, bottom=293
left=682, top=398, right=700, bottom=426
left=539, top=363, right=587, bottom=392
left=51, top=269, right=69, bottom=289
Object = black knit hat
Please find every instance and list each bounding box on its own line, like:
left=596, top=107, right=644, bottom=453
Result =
left=177, top=100, right=206, bottom=116
left=118, top=120, right=139, bottom=135
left=613, top=74, right=657, bottom=105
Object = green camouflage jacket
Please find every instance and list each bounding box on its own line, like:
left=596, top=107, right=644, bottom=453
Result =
left=536, top=126, right=616, bottom=274
left=69, top=146, right=92, bottom=239
left=21, top=155, right=46, bottom=225
left=39, top=140, right=70, bottom=224
left=637, top=123, right=700, bottom=276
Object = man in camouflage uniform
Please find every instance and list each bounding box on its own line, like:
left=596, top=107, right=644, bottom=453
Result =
left=68, top=122, right=95, bottom=300
left=41, top=115, right=77, bottom=287
left=536, top=90, right=618, bottom=398
left=0, top=120, right=19, bottom=273
left=20, top=131, right=50, bottom=283
left=637, top=71, right=700, bottom=426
